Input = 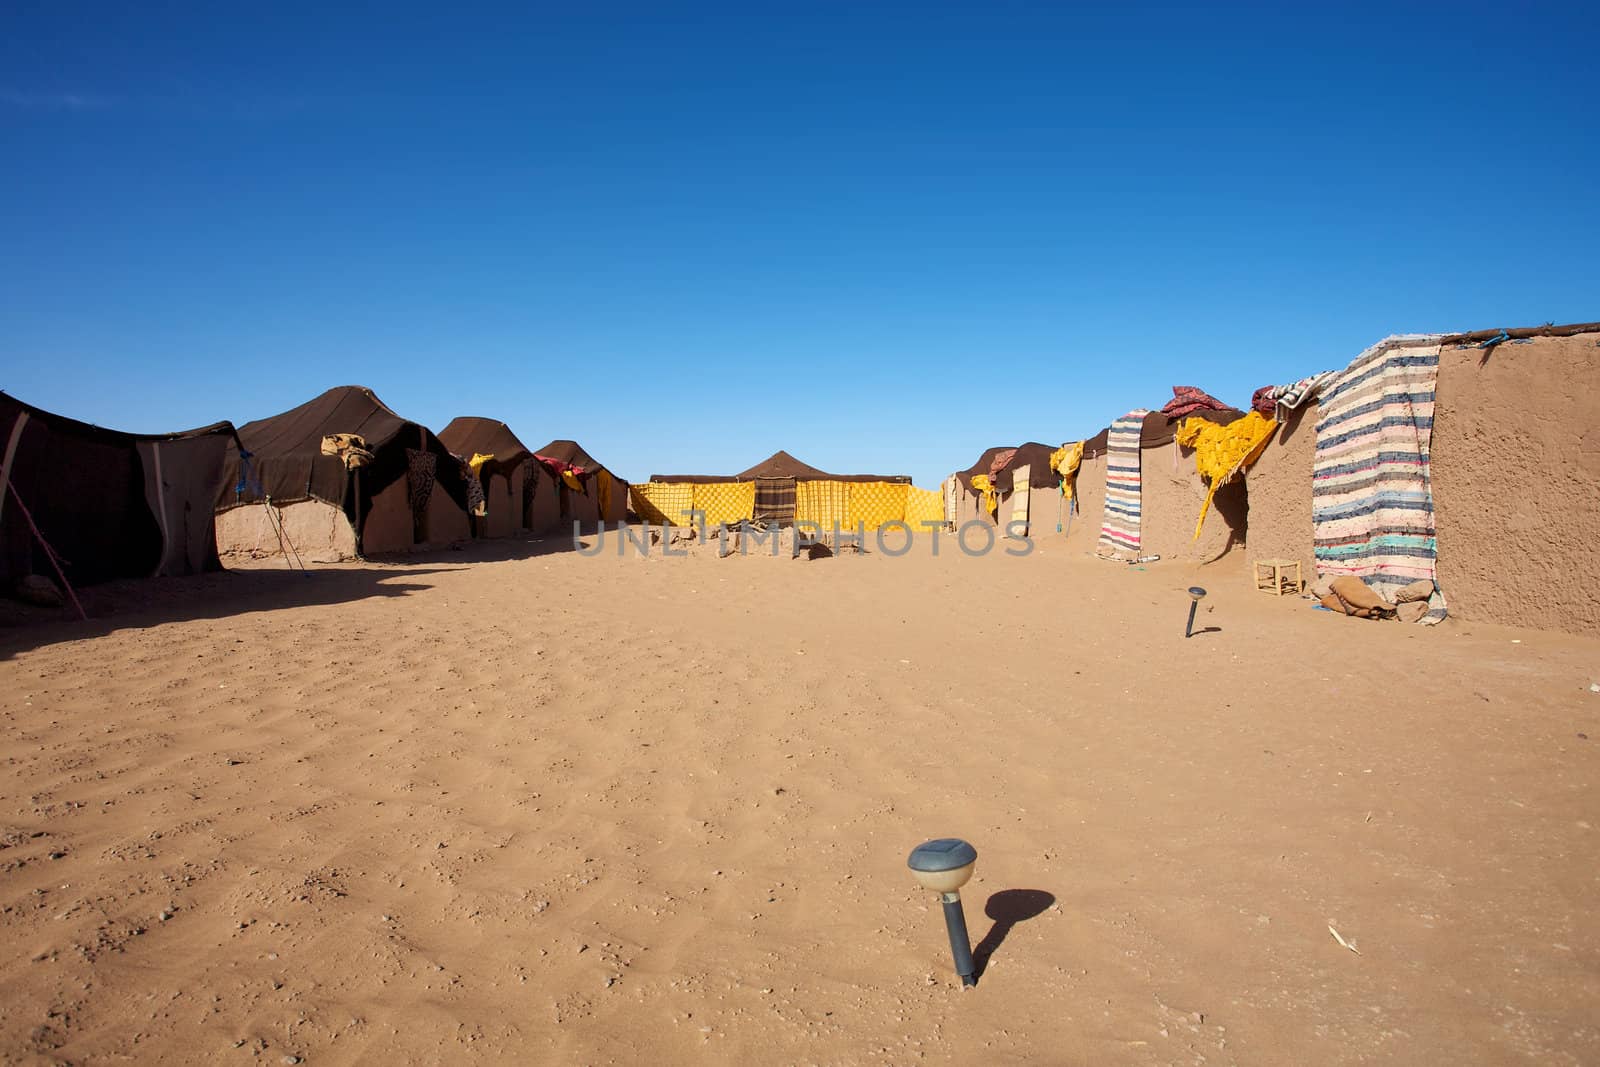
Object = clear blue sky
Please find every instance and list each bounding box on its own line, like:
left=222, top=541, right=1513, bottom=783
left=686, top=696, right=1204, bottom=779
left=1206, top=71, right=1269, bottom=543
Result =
left=3, top=3, right=1595, bottom=488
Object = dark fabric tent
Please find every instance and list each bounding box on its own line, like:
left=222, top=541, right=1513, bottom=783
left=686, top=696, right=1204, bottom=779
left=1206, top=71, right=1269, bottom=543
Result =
left=739, top=451, right=835, bottom=481
left=2, top=391, right=241, bottom=587
left=439, top=417, right=532, bottom=480
left=439, top=417, right=545, bottom=538
left=218, top=386, right=470, bottom=557
left=955, top=442, right=1063, bottom=495
left=533, top=439, right=628, bottom=525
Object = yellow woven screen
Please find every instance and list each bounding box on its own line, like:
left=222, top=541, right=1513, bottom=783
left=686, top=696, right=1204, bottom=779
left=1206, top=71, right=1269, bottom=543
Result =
left=794, top=479, right=850, bottom=530
left=903, top=486, right=945, bottom=528
left=845, top=481, right=910, bottom=531
left=691, top=481, right=756, bottom=526
left=630, top=482, right=695, bottom=526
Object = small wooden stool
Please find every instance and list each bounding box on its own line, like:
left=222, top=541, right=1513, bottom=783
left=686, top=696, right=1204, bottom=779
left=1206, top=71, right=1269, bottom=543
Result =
left=1254, top=558, right=1302, bottom=596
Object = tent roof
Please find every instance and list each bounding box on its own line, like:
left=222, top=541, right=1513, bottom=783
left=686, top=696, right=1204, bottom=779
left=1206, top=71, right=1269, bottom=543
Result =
left=651, top=449, right=909, bottom=484
left=1437, top=320, right=1600, bottom=345
left=955, top=442, right=1064, bottom=494
left=534, top=439, right=626, bottom=485
left=1, top=390, right=239, bottom=446
left=236, top=385, right=419, bottom=458
left=439, top=417, right=533, bottom=474
left=738, top=450, right=833, bottom=480
left=224, top=385, right=466, bottom=511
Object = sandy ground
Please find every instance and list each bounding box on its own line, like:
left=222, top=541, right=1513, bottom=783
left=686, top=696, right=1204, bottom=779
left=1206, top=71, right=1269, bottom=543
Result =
left=1, top=530, right=1597, bottom=1065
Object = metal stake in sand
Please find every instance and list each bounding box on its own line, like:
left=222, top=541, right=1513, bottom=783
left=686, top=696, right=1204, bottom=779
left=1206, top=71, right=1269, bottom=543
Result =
left=1185, top=586, right=1207, bottom=638
left=907, top=838, right=979, bottom=987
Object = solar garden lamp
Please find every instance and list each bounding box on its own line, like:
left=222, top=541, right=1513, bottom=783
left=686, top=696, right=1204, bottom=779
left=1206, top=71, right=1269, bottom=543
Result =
left=907, top=838, right=979, bottom=987
left=1185, top=586, right=1207, bottom=638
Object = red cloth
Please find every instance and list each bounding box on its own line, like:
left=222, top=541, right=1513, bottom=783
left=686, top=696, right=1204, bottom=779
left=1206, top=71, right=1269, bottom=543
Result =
left=1160, top=386, right=1228, bottom=419
left=988, top=449, right=1017, bottom=477
left=1251, top=386, right=1276, bottom=416
left=536, top=454, right=586, bottom=478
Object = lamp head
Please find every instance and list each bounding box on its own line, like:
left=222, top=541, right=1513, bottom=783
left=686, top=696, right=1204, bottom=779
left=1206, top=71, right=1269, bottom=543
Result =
left=1188, top=586, right=1207, bottom=602
left=907, top=838, right=978, bottom=894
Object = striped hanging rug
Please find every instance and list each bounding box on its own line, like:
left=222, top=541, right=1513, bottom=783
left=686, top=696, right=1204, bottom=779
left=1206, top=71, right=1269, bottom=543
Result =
left=1097, top=409, right=1150, bottom=559
left=1312, top=336, right=1448, bottom=623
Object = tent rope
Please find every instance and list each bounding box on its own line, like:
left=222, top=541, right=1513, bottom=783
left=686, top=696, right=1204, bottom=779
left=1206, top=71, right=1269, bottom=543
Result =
left=236, top=449, right=307, bottom=572
left=3, top=477, right=88, bottom=621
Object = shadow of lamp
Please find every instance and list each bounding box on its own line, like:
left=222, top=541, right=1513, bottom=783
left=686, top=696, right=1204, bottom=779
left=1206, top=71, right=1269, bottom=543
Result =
left=907, top=838, right=979, bottom=987
left=1185, top=586, right=1207, bottom=638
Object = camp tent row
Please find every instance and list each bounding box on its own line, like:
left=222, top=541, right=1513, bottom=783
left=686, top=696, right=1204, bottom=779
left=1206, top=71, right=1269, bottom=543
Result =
left=214, top=386, right=629, bottom=562
left=949, top=319, right=1600, bottom=637
left=631, top=450, right=944, bottom=532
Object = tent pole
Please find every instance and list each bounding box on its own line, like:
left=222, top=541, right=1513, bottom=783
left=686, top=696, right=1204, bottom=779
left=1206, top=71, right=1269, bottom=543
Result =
left=352, top=467, right=363, bottom=557
left=4, top=478, right=88, bottom=621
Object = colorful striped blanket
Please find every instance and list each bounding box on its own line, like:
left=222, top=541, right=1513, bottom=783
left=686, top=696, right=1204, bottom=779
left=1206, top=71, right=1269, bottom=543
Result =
left=1312, top=336, right=1447, bottom=623
left=1097, top=409, right=1150, bottom=558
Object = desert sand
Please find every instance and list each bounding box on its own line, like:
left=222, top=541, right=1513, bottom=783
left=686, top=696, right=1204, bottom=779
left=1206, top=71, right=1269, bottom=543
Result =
left=2, top=532, right=1597, bottom=1065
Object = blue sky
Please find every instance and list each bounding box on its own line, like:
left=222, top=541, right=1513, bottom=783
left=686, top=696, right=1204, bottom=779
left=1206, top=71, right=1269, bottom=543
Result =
left=3, top=3, right=1595, bottom=488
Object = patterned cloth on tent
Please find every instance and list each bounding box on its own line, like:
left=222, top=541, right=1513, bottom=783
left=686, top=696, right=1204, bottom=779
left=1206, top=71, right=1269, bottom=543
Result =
left=320, top=433, right=375, bottom=470
left=1097, top=410, right=1150, bottom=558
left=460, top=457, right=487, bottom=517
left=405, top=448, right=437, bottom=542
left=522, top=465, right=538, bottom=522
left=1006, top=464, right=1031, bottom=536
left=1176, top=411, right=1277, bottom=539
left=753, top=477, right=796, bottom=523
left=987, top=449, right=1017, bottom=478
left=405, top=448, right=436, bottom=517
left=845, top=481, right=909, bottom=531
left=1312, top=337, right=1446, bottom=623
left=631, top=482, right=694, bottom=526
left=1253, top=371, right=1336, bottom=418
left=904, top=485, right=945, bottom=528
left=692, top=481, right=756, bottom=526
left=795, top=479, right=850, bottom=530
left=1160, top=386, right=1228, bottom=419
left=536, top=455, right=586, bottom=493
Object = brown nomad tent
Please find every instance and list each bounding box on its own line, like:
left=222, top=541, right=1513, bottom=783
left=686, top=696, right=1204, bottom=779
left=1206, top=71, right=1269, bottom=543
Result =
left=1, top=391, right=241, bottom=588
left=216, top=386, right=470, bottom=560
left=951, top=442, right=1070, bottom=529
left=438, top=416, right=557, bottom=538
left=649, top=450, right=910, bottom=525
left=533, top=439, right=629, bottom=527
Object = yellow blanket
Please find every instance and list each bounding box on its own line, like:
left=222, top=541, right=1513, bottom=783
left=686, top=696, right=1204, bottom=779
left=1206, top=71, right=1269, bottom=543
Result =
left=1049, top=441, right=1084, bottom=503
left=1176, top=411, right=1278, bottom=539
left=970, top=474, right=998, bottom=517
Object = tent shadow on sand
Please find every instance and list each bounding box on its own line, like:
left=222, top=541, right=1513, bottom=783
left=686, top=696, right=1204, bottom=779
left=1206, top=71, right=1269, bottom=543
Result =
left=0, top=565, right=449, bottom=662
left=972, top=888, right=1056, bottom=982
